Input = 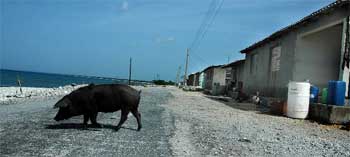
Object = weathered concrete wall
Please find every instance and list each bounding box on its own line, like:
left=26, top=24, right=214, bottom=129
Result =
left=294, top=24, right=343, bottom=90
left=187, top=74, right=195, bottom=86
left=236, top=63, right=245, bottom=85
left=294, top=8, right=349, bottom=96
left=243, top=32, right=297, bottom=98
left=242, top=7, right=350, bottom=99
left=309, top=103, right=350, bottom=124
left=224, top=67, right=232, bottom=85
left=213, top=67, right=226, bottom=86
left=194, top=73, right=200, bottom=86
left=204, top=69, right=213, bottom=90
left=211, top=68, right=226, bottom=95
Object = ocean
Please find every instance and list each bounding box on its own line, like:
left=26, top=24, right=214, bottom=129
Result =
left=0, top=69, right=147, bottom=88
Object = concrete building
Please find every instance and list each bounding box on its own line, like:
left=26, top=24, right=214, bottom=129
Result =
left=203, top=65, right=226, bottom=95
left=187, top=73, right=195, bottom=86
left=240, top=1, right=350, bottom=98
left=222, top=60, right=245, bottom=92
left=194, top=72, right=201, bottom=86
left=199, top=72, right=205, bottom=89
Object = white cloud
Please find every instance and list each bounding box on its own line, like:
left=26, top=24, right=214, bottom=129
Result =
left=167, top=37, right=175, bottom=41
left=154, top=36, right=176, bottom=44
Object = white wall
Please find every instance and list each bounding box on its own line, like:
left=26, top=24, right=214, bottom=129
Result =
left=213, top=68, right=226, bottom=86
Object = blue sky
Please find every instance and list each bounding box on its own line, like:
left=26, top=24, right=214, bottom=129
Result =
left=1, top=0, right=334, bottom=81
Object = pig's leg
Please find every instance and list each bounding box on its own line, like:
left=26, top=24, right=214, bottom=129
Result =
left=83, top=114, right=89, bottom=128
left=90, top=112, right=102, bottom=128
left=131, top=109, right=142, bottom=131
left=115, top=110, right=129, bottom=131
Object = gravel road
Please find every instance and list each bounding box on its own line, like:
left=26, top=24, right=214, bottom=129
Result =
left=1, top=86, right=350, bottom=157
left=165, top=87, right=350, bottom=156
left=0, top=87, right=174, bottom=157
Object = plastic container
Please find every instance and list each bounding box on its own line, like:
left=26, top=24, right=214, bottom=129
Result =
left=287, top=82, right=311, bottom=119
left=310, top=86, right=319, bottom=103
left=327, top=81, right=335, bottom=104
left=321, top=88, right=328, bottom=104
left=327, top=81, right=346, bottom=106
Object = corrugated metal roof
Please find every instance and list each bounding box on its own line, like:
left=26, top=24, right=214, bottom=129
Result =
left=240, top=0, right=350, bottom=54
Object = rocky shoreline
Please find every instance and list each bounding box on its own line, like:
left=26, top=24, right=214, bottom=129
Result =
left=0, top=84, right=87, bottom=105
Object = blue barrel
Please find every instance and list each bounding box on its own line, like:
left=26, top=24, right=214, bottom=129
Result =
left=334, top=81, right=346, bottom=106
left=327, top=80, right=346, bottom=106
left=327, top=81, right=335, bottom=104
left=310, top=86, right=319, bottom=103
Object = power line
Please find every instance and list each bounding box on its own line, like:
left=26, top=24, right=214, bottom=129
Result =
left=191, top=52, right=210, bottom=65
left=186, top=0, right=225, bottom=67
left=189, top=0, right=219, bottom=50
left=191, top=0, right=225, bottom=54
left=190, top=0, right=219, bottom=51
left=183, top=0, right=224, bottom=82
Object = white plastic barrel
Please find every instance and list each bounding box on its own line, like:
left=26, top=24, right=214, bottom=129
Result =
left=287, top=82, right=311, bottom=119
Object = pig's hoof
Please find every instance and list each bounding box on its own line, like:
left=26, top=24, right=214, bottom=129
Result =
left=114, top=127, right=121, bottom=132
left=83, top=124, right=88, bottom=129
left=137, top=127, right=142, bottom=131
left=92, top=123, right=102, bottom=128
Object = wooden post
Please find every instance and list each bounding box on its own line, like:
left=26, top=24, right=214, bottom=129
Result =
left=176, top=66, right=181, bottom=86
left=16, top=75, right=23, bottom=94
left=184, top=48, right=189, bottom=86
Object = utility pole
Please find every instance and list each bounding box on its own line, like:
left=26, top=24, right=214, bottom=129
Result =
left=128, top=57, right=132, bottom=85
left=176, top=66, right=182, bottom=86
left=184, top=48, right=189, bottom=86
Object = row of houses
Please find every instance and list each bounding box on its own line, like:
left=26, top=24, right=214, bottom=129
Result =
left=186, top=0, right=350, bottom=99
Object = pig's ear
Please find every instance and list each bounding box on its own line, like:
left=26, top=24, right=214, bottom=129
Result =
left=54, top=98, right=71, bottom=108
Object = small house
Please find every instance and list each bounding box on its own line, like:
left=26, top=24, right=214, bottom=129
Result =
left=193, top=72, right=201, bottom=86
left=203, top=65, right=226, bottom=95
left=187, top=73, right=195, bottom=86
left=222, top=59, right=245, bottom=92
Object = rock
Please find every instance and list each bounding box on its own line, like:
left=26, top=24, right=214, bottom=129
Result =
left=238, top=138, right=251, bottom=143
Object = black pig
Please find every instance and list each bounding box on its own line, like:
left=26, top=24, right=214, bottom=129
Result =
left=54, top=84, right=142, bottom=131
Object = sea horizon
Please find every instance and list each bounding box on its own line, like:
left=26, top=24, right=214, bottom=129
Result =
left=0, top=69, right=151, bottom=88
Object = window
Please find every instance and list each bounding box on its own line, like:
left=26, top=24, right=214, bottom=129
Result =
left=271, top=46, right=281, bottom=72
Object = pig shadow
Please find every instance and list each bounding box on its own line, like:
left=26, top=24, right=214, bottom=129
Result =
left=45, top=123, right=138, bottom=131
